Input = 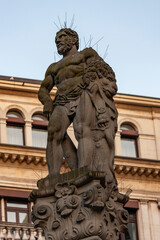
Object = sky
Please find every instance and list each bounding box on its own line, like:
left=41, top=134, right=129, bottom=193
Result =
left=0, top=0, right=160, bottom=98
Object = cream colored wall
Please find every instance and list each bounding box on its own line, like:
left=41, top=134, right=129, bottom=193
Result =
left=0, top=159, right=48, bottom=190
left=0, top=89, right=43, bottom=145
left=137, top=201, right=160, bottom=240
left=115, top=99, right=160, bottom=160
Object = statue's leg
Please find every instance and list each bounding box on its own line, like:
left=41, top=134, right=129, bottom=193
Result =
left=73, top=91, right=95, bottom=168
left=46, top=106, right=71, bottom=175
left=62, top=132, right=78, bottom=170
left=104, top=120, right=117, bottom=187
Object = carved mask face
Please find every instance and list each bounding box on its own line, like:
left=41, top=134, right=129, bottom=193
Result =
left=55, top=31, right=74, bottom=55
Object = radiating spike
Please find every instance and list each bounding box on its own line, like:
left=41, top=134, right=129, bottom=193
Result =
left=103, top=44, right=109, bottom=60
left=58, top=16, right=62, bottom=28
left=89, top=35, right=93, bottom=47
left=92, top=36, right=104, bottom=48
left=83, top=37, right=86, bottom=47
left=53, top=22, right=60, bottom=30
left=64, top=12, right=67, bottom=28
left=70, top=14, right=75, bottom=29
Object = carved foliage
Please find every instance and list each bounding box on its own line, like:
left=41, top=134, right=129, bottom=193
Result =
left=32, top=182, right=129, bottom=240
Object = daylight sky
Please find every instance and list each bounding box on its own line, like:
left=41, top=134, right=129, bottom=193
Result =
left=0, top=0, right=160, bottom=98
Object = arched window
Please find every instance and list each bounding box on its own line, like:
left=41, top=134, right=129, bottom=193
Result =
left=6, top=110, right=24, bottom=146
left=120, top=123, right=138, bottom=157
left=32, top=113, right=48, bottom=148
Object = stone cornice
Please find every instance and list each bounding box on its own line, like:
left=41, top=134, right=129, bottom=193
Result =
left=0, top=144, right=46, bottom=166
left=114, top=156, right=160, bottom=178
left=114, top=93, right=160, bottom=108
left=0, top=80, right=56, bottom=96
left=0, top=144, right=160, bottom=179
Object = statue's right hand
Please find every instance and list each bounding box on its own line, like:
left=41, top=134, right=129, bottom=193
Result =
left=43, top=100, right=53, bottom=120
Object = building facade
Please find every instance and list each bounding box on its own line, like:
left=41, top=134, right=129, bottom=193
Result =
left=0, top=75, right=160, bottom=240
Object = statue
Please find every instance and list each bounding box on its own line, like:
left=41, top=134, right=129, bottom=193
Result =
left=30, top=28, right=130, bottom=240
left=38, top=28, right=118, bottom=188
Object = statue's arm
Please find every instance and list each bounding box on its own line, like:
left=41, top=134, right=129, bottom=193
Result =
left=38, top=64, right=55, bottom=119
left=82, top=47, right=103, bottom=64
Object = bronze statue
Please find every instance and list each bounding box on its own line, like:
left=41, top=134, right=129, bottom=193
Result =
left=38, top=28, right=118, bottom=187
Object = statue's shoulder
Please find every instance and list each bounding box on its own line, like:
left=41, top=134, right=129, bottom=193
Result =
left=81, top=47, right=98, bottom=57
left=80, top=47, right=102, bottom=64
left=45, top=62, right=57, bottom=77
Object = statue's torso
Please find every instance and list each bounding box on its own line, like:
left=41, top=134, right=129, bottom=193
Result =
left=50, top=51, right=89, bottom=104
left=53, top=52, right=85, bottom=86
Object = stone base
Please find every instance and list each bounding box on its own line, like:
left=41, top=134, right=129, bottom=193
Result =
left=30, top=168, right=131, bottom=240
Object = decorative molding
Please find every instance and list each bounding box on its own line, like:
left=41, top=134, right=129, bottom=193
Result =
left=0, top=144, right=46, bottom=166
left=114, top=94, right=160, bottom=108
left=31, top=170, right=130, bottom=240
left=0, top=152, right=46, bottom=166
left=114, top=156, right=160, bottom=178
left=0, top=145, right=160, bottom=180
left=115, top=164, right=160, bottom=178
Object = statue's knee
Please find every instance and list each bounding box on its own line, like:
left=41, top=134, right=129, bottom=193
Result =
left=47, top=127, right=54, bottom=142
left=47, top=126, right=61, bottom=143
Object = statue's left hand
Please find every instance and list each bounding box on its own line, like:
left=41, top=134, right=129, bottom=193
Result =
left=43, top=100, right=53, bottom=120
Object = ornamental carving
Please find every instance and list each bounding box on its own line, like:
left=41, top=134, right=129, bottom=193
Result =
left=31, top=171, right=130, bottom=240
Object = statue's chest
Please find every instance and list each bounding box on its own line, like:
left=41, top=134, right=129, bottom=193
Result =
left=54, top=54, right=85, bottom=84
left=54, top=53, right=83, bottom=72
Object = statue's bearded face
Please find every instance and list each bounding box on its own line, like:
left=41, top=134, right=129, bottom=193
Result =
left=55, top=31, right=74, bottom=55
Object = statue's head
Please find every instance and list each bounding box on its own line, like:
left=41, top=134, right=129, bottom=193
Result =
left=55, top=28, right=79, bottom=55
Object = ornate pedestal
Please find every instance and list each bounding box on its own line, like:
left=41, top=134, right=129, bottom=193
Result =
left=30, top=167, right=130, bottom=240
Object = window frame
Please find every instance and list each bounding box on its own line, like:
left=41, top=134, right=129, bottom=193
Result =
left=32, top=113, right=48, bottom=148
left=4, top=198, right=31, bottom=223
left=6, top=112, right=25, bottom=146
left=120, top=208, right=139, bottom=240
left=120, top=124, right=139, bottom=158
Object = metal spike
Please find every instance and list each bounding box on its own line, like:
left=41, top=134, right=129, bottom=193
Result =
left=96, top=44, right=98, bottom=53
left=103, top=44, right=109, bottom=60
left=70, top=14, right=75, bottom=29
left=92, top=36, right=104, bottom=48
left=85, top=35, right=93, bottom=48
left=89, top=35, right=93, bottom=47
left=54, top=22, right=60, bottom=30
left=85, top=39, right=89, bottom=48
left=83, top=37, right=86, bottom=47
left=64, top=12, right=67, bottom=28
left=58, top=16, right=62, bottom=28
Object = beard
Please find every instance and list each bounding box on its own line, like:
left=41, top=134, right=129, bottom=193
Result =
left=57, top=39, right=73, bottom=55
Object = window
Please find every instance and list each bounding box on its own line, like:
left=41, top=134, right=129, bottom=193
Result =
left=5, top=199, right=30, bottom=223
left=6, top=110, right=24, bottom=146
left=120, top=123, right=138, bottom=157
left=32, top=113, right=48, bottom=148
left=119, top=209, right=138, bottom=240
